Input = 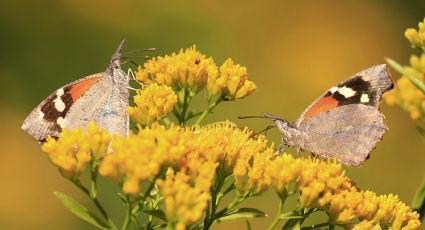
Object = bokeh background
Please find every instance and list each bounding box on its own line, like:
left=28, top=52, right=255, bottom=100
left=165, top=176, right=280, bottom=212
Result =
left=1, top=1, right=424, bottom=229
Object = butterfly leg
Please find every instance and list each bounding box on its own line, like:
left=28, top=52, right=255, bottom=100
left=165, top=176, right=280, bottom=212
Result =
left=274, top=137, right=285, bottom=157
left=127, top=68, right=145, bottom=87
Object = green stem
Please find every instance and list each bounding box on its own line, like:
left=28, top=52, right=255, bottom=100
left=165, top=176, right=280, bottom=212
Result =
left=386, top=58, right=425, bottom=94
left=180, top=88, right=190, bottom=125
left=217, top=193, right=247, bottom=216
left=90, top=161, right=98, bottom=199
left=131, top=216, right=142, bottom=230
left=195, top=96, right=224, bottom=125
left=72, top=180, right=118, bottom=230
left=267, top=191, right=287, bottom=230
left=122, top=194, right=132, bottom=230
left=202, top=193, right=246, bottom=230
left=185, top=111, right=203, bottom=121
left=210, top=168, right=227, bottom=223
left=131, top=168, right=165, bottom=215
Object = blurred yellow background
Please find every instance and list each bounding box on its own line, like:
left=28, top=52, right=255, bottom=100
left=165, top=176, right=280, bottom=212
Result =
left=1, top=1, right=424, bottom=229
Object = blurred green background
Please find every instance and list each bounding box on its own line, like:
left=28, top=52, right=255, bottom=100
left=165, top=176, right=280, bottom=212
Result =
left=1, top=1, right=424, bottom=229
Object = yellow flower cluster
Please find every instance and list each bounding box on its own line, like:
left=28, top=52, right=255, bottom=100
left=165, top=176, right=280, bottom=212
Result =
left=136, top=46, right=256, bottom=99
left=384, top=54, right=425, bottom=120
left=211, top=58, right=257, bottom=100
left=405, top=18, right=425, bottom=50
left=41, top=122, right=111, bottom=180
left=98, top=121, right=270, bottom=227
left=235, top=153, right=421, bottom=229
left=128, top=83, right=177, bottom=125
left=99, top=121, right=268, bottom=194
left=156, top=167, right=214, bottom=230
left=333, top=190, right=421, bottom=229
left=44, top=121, right=421, bottom=229
left=136, top=45, right=217, bottom=92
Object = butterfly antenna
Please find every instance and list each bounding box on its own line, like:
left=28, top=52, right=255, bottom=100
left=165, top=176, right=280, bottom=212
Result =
left=123, top=48, right=157, bottom=55
left=238, top=115, right=269, bottom=119
left=255, top=125, right=276, bottom=136
left=120, top=59, right=139, bottom=67
left=239, top=113, right=286, bottom=123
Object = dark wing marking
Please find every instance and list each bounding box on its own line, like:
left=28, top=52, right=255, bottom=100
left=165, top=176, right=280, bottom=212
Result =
left=294, top=64, right=393, bottom=127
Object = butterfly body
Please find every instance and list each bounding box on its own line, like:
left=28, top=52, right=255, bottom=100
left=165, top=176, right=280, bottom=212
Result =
left=269, top=64, right=393, bottom=166
left=22, top=40, right=129, bottom=141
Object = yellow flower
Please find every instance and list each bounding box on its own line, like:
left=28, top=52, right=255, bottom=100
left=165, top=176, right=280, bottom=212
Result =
left=234, top=148, right=274, bottom=194
left=385, top=70, right=425, bottom=120
left=405, top=28, right=422, bottom=49
left=241, top=152, right=420, bottom=229
left=99, top=124, right=186, bottom=193
left=99, top=121, right=271, bottom=194
left=383, top=89, right=397, bottom=106
left=137, top=45, right=218, bottom=92
left=210, top=58, right=257, bottom=99
left=405, top=18, right=425, bottom=50
left=41, top=122, right=111, bottom=180
left=134, top=47, right=257, bottom=101
left=86, top=122, right=112, bottom=159
left=128, top=83, right=177, bottom=125
left=267, top=154, right=302, bottom=193
left=156, top=168, right=213, bottom=228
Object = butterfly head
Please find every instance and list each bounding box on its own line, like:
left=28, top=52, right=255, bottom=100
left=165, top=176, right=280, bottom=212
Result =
left=262, top=113, right=297, bottom=145
left=238, top=113, right=296, bottom=147
left=107, top=39, right=125, bottom=73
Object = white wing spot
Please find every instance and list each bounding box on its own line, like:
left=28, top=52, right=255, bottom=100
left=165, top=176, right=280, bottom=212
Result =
left=360, top=93, right=370, bottom=103
left=56, top=88, right=64, bottom=97
left=53, top=97, right=66, bottom=112
left=38, top=110, right=45, bottom=119
left=57, top=117, right=66, bottom=127
left=337, top=86, right=356, bottom=98
left=362, top=75, right=372, bottom=81
left=329, top=86, right=338, bottom=93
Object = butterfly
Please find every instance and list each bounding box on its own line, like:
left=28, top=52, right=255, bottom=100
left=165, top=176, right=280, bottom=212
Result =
left=21, top=40, right=130, bottom=142
left=242, top=64, right=394, bottom=166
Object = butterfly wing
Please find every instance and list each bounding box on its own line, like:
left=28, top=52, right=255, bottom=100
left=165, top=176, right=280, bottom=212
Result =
left=295, top=104, right=387, bottom=166
left=22, top=40, right=128, bottom=142
left=287, top=64, right=393, bottom=166
left=294, top=64, right=393, bottom=127
left=62, top=68, right=129, bottom=137
left=21, top=73, right=103, bottom=141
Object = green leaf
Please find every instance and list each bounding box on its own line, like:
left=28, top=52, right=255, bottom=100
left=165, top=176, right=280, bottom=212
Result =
left=412, top=180, right=425, bottom=220
left=279, top=212, right=303, bottom=220
left=386, top=58, right=425, bottom=94
left=215, top=207, right=266, bottom=222
left=143, top=209, right=167, bottom=222
left=417, top=126, right=425, bottom=142
left=282, top=219, right=301, bottom=230
left=53, top=191, right=109, bottom=229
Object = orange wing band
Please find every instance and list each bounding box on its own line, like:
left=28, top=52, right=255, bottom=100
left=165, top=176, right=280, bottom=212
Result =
left=302, top=96, right=339, bottom=120
left=68, top=77, right=102, bottom=101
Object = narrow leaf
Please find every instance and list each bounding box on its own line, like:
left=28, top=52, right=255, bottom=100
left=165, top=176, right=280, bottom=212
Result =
left=386, top=58, right=425, bottom=94
left=215, top=207, right=266, bottom=222
left=417, top=126, right=425, bottom=142
left=53, top=191, right=109, bottom=229
left=280, top=210, right=303, bottom=220
left=282, top=218, right=301, bottom=230
left=143, top=209, right=167, bottom=222
left=412, top=180, right=425, bottom=220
